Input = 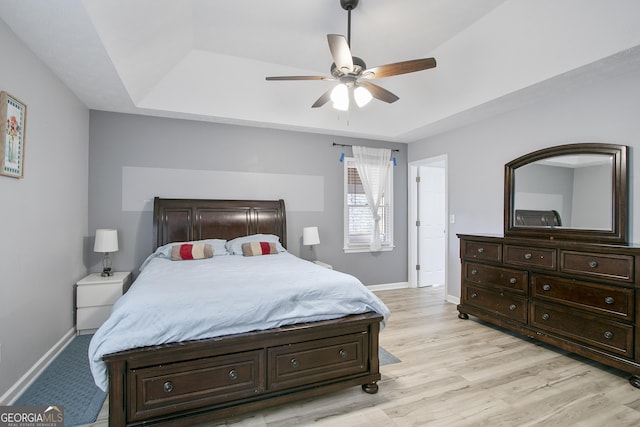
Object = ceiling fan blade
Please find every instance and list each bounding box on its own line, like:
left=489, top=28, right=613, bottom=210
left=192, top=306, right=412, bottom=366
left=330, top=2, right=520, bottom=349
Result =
left=362, top=58, right=436, bottom=79
left=327, top=34, right=354, bottom=73
left=359, top=81, right=399, bottom=104
left=266, top=76, right=332, bottom=81
left=311, top=88, right=333, bottom=108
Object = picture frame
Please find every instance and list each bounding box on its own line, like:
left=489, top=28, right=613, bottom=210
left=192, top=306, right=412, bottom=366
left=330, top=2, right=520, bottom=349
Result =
left=1, top=91, right=27, bottom=178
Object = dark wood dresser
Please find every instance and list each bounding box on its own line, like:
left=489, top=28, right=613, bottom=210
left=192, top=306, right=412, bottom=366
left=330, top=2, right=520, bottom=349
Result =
left=457, top=233, right=640, bottom=386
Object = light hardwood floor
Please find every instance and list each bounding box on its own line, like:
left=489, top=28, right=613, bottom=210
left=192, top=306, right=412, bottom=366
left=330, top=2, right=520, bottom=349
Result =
left=86, top=287, right=640, bottom=426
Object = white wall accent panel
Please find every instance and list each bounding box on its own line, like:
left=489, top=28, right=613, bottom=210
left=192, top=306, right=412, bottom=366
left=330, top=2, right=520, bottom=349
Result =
left=122, top=166, right=324, bottom=212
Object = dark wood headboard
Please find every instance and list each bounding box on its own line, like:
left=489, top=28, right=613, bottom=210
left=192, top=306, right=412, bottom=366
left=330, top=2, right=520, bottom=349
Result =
left=152, top=198, right=287, bottom=250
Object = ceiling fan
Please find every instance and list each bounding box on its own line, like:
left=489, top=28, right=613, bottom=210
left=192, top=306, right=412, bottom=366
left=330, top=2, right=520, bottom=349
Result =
left=265, top=0, right=437, bottom=111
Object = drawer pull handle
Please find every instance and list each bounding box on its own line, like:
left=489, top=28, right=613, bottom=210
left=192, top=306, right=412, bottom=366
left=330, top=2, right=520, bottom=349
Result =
left=163, top=381, right=174, bottom=393
left=471, top=269, right=478, bottom=275
left=524, top=253, right=533, bottom=260
left=470, top=293, right=478, bottom=299
left=509, top=278, right=517, bottom=284
left=290, top=358, right=299, bottom=368
left=542, top=284, right=551, bottom=291
left=589, top=260, right=598, bottom=268
left=542, top=313, right=550, bottom=321
left=604, top=331, right=614, bottom=340
left=339, top=349, right=348, bottom=359
left=229, top=369, right=238, bottom=380
left=477, top=248, right=485, bottom=253
left=509, top=304, right=517, bottom=311
left=605, top=296, right=615, bottom=305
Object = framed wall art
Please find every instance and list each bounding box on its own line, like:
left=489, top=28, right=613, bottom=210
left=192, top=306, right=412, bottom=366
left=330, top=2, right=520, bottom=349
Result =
left=1, top=91, right=27, bottom=178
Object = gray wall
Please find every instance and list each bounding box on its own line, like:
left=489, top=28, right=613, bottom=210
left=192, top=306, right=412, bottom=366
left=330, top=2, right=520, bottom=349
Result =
left=514, top=163, right=574, bottom=224
left=88, top=111, right=408, bottom=286
left=0, top=19, right=89, bottom=398
left=572, top=164, right=612, bottom=229
left=409, top=66, right=640, bottom=300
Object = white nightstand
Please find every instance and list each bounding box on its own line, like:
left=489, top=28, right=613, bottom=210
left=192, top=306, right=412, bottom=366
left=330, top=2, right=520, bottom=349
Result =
left=75, top=271, right=131, bottom=335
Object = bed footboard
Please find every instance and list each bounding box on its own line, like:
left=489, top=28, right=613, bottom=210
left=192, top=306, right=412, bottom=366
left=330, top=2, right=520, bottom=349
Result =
left=104, top=312, right=382, bottom=426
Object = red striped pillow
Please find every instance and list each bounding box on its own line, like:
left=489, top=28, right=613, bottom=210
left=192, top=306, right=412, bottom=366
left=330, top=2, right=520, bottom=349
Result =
left=241, top=241, right=278, bottom=256
left=171, top=243, right=214, bottom=261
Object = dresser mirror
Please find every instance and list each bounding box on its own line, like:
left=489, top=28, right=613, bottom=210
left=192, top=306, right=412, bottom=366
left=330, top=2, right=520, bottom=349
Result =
left=504, top=143, right=628, bottom=244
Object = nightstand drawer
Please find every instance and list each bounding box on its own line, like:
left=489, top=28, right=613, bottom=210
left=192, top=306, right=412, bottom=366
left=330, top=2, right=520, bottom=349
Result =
left=77, top=306, right=113, bottom=330
left=77, top=282, right=122, bottom=306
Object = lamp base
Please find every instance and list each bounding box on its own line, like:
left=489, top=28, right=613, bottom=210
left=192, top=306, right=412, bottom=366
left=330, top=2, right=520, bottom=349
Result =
left=101, top=252, right=113, bottom=277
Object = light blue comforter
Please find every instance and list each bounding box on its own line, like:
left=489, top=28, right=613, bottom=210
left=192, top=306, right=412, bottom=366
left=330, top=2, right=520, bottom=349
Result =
left=88, top=251, right=390, bottom=391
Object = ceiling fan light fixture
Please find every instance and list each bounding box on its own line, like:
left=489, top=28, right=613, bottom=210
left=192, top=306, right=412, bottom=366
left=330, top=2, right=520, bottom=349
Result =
left=330, top=84, right=349, bottom=111
left=354, top=85, right=372, bottom=107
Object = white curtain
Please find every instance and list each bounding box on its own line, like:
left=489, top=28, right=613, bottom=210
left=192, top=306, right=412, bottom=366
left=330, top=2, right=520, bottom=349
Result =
left=352, top=146, right=392, bottom=251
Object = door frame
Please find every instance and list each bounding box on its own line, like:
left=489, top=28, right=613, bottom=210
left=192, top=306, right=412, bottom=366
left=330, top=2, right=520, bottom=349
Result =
left=408, top=155, right=449, bottom=296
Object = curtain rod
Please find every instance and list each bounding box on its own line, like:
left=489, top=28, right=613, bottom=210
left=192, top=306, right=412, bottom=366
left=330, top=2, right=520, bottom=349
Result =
left=332, top=142, right=400, bottom=152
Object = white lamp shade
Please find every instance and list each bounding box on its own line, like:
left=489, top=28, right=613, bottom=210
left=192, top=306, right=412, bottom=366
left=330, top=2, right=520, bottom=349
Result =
left=330, top=84, right=349, bottom=111
left=94, top=229, right=119, bottom=253
left=354, top=85, right=373, bottom=107
left=303, top=227, right=320, bottom=246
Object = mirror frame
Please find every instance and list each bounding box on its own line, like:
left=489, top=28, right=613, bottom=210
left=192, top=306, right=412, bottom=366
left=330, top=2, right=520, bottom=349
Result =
left=504, top=143, right=629, bottom=244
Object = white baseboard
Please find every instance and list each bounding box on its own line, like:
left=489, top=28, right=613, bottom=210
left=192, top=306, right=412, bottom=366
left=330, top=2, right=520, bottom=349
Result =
left=0, top=328, right=76, bottom=405
left=368, top=282, right=409, bottom=292
left=446, top=295, right=460, bottom=305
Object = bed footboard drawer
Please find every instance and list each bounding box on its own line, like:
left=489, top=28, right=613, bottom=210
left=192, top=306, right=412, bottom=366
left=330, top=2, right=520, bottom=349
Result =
left=268, top=333, right=369, bottom=390
left=129, top=350, right=265, bottom=421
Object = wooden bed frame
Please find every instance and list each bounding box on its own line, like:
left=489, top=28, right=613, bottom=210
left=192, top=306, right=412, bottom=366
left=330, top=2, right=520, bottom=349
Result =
left=103, top=197, right=383, bottom=426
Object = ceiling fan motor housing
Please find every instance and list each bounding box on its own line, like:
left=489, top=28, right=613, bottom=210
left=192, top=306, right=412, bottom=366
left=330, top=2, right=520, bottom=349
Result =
left=331, top=56, right=367, bottom=79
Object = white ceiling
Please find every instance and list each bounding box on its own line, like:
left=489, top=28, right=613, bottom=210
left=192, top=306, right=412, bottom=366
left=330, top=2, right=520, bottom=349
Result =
left=1, top=0, right=640, bottom=143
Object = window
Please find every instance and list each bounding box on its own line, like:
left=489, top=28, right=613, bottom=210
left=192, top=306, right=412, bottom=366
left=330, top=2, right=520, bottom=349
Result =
left=344, top=157, right=394, bottom=252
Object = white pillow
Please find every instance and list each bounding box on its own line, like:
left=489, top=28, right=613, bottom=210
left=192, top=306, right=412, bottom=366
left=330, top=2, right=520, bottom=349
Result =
left=226, top=234, right=286, bottom=255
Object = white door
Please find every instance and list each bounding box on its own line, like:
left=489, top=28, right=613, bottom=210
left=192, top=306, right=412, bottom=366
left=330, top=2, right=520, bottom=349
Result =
left=408, top=155, right=448, bottom=293
left=417, top=163, right=446, bottom=287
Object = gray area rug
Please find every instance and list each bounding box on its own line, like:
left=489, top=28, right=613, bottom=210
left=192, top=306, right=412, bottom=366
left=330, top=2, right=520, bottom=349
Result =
left=380, top=346, right=401, bottom=365
left=14, top=334, right=105, bottom=426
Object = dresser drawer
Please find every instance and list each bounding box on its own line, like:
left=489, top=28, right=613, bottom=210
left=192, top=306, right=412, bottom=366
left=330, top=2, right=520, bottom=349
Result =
left=504, top=245, right=556, bottom=270
left=463, top=284, right=527, bottom=324
left=461, top=240, right=502, bottom=262
left=560, top=251, right=634, bottom=283
left=531, top=274, right=634, bottom=320
left=464, top=262, right=527, bottom=293
left=531, top=302, right=633, bottom=357
left=130, top=350, right=265, bottom=421
left=268, top=333, right=368, bottom=390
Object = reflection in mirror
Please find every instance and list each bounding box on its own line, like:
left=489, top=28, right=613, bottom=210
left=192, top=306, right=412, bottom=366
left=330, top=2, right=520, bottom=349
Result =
left=513, top=154, right=613, bottom=230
